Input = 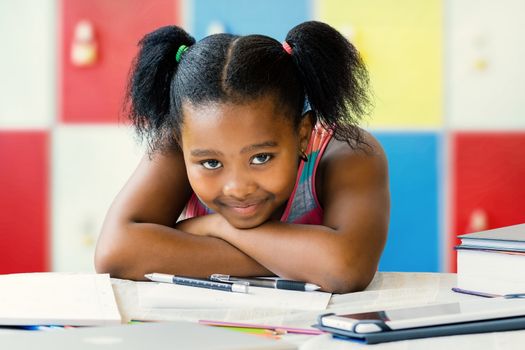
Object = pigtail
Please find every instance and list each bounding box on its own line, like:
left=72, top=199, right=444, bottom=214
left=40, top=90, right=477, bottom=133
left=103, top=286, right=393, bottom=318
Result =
left=285, top=21, right=371, bottom=147
left=125, top=25, right=195, bottom=152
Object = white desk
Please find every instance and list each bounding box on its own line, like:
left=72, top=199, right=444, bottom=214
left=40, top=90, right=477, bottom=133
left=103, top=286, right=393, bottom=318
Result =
left=112, top=272, right=525, bottom=349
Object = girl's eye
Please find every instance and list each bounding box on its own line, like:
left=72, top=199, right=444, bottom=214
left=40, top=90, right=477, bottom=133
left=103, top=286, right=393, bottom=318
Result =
left=201, top=159, right=222, bottom=170
left=251, top=154, right=272, bottom=165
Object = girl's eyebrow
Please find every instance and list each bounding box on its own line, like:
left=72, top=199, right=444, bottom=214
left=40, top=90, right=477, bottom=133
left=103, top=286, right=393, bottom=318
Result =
left=240, top=141, right=278, bottom=154
left=190, top=149, right=223, bottom=157
left=190, top=141, right=278, bottom=157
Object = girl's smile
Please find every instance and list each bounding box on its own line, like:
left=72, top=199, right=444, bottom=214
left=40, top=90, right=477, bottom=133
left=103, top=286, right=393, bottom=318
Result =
left=219, top=199, right=266, bottom=217
left=181, top=95, right=311, bottom=229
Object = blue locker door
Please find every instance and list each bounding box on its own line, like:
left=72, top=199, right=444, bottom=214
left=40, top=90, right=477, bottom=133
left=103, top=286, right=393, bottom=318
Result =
left=373, top=132, right=441, bottom=272
left=191, top=0, right=311, bottom=40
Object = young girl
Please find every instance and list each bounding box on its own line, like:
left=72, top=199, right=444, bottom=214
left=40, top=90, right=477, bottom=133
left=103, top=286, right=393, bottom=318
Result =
left=95, top=21, right=390, bottom=293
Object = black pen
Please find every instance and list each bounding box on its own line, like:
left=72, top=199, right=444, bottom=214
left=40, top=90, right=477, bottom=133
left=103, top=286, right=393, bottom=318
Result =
left=210, top=274, right=321, bottom=292
left=145, top=273, right=248, bottom=293
left=504, top=293, right=525, bottom=299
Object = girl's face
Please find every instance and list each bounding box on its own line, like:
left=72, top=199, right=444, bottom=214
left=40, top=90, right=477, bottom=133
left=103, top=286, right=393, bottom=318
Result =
left=181, top=95, right=312, bottom=229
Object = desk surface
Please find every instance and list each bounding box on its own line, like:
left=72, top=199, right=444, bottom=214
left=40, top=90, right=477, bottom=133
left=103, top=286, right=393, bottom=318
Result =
left=112, top=272, right=525, bottom=349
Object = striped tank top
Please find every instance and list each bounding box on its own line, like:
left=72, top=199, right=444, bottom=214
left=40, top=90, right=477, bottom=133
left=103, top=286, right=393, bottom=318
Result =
left=181, top=124, right=334, bottom=224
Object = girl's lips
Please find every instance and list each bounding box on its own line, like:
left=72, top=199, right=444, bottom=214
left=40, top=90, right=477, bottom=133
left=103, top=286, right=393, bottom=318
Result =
left=226, top=202, right=263, bottom=216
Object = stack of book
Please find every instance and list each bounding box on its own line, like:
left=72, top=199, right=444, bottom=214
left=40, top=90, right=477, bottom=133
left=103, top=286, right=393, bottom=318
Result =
left=455, top=223, right=525, bottom=297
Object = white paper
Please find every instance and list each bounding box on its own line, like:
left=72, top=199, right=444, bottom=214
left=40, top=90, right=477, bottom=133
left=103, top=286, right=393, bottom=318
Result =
left=0, top=272, right=121, bottom=326
left=138, top=282, right=331, bottom=311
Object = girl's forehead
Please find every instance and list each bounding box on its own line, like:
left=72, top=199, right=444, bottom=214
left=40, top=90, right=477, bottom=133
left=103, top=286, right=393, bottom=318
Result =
left=182, top=97, right=294, bottom=132
left=180, top=97, right=297, bottom=150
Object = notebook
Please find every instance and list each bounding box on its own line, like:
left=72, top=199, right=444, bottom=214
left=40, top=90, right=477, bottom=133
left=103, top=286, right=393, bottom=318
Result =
left=0, top=273, right=121, bottom=326
left=138, top=282, right=331, bottom=310
left=0, top=321, right=297, bottom=350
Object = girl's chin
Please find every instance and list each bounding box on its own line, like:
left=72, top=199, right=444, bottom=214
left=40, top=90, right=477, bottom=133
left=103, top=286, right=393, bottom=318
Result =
left=224, top=214, right=269, bottom=230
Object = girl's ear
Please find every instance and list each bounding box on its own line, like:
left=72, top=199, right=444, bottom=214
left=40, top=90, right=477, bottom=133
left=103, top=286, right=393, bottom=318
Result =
left=298, top=111, right=314, bottom=151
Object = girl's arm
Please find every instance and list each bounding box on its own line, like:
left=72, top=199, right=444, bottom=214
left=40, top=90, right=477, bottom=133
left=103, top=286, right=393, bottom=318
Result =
left=94, top=150, right=272, bottom=281
left=180, top=133, right=390, bottom=293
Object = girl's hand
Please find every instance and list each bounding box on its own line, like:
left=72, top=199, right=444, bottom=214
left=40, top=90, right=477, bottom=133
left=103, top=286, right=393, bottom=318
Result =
left=175, top=214, right=229, bottom=238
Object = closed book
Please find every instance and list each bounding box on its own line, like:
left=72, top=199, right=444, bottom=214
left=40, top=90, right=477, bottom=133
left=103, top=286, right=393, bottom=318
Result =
left=457, top=223, right=525, bottom=252
left=0, top=273, right=121, bottom=326
left=456, top=247, right=525, bottom=295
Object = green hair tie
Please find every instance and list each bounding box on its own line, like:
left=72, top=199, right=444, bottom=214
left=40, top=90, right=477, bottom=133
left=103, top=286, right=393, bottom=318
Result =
left=175, top=45, right=189, bottom=63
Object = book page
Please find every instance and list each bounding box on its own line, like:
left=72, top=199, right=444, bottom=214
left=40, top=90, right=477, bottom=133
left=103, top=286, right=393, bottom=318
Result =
left=138, top=282, right=331, bottom=311
left=0, top=273, right=121, bottom=326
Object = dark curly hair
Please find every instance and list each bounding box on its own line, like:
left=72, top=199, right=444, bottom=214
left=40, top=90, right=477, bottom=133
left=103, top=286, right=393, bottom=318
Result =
left=125, top=21, right=371, bottom=153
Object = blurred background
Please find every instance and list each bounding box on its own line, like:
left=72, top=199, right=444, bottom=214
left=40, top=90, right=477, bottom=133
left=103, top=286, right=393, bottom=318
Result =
left=1, top=0, right=524, bottom=275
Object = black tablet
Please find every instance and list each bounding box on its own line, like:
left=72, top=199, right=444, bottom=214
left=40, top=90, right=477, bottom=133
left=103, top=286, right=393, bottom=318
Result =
left=320, top=298, right=525, bottom=333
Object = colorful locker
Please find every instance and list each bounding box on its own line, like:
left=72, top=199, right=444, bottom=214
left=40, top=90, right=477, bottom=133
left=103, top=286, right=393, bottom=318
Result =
left=60, top=0, right=179, bottom=123
left=0, top=0, right=55, bottom=128
left=374, top=132, right=442, bottom=272
left=446, top=0, right=525, bottom=130
left=450, top=133, right=525, bottom=271
left=52, top=126, right=142, bottom=271
left=191, top=0, right=311, bottom=40
left=318, top=0, right=442, bottom=128
left=0, top=132, right=50, bottom=273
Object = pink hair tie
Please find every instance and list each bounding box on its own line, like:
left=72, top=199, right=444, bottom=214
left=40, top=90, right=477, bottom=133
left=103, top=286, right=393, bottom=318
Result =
left=282, top=41, right=293, bottom=55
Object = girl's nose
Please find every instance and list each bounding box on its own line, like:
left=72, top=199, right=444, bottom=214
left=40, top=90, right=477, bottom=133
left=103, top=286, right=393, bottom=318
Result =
left=222, top=171, right=257, bottom=199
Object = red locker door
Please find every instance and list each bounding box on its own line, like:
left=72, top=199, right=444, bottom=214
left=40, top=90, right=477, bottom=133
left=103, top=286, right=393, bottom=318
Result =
left=61, top=0, right=178, bottom=123
left=0, top=131, right=49, bottom=273
left=450, top=132, right=525, bottom=271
